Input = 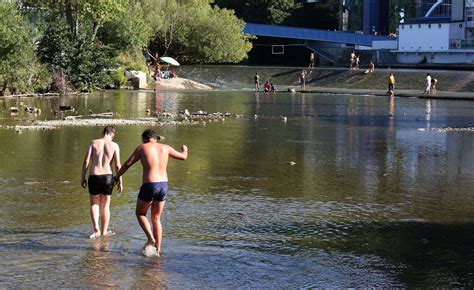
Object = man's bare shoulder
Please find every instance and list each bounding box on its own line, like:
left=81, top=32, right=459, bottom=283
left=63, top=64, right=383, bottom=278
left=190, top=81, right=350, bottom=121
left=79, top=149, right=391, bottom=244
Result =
left=156, top=143, right=171, bottom=151
left=90, top=139, right=102, bottom=148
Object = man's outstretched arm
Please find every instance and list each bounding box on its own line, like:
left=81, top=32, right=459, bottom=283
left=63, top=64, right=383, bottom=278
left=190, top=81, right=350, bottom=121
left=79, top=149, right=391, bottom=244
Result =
left=168, top=144, right=188, bottom=160
left=115, top=146, right=141, bottom=181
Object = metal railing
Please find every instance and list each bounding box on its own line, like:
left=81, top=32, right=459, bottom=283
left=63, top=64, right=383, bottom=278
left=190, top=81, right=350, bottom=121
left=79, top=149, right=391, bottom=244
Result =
left=449, top=39, right=474, bottom=49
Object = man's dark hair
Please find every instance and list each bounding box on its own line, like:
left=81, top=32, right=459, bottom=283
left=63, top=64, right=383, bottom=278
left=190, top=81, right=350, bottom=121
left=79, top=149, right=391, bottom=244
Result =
left=103, top=126, right=115, bottom=135
left=142, top=129, right=158, bottom=142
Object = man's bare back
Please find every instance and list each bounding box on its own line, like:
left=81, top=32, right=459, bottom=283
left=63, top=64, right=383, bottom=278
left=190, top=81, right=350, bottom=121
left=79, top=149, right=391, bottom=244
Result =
left=118, top=139, right=187, bottom=184
left=81, top=128, right=122, bottom=189
left=138, top=141, right=187, bottom=183
left=88, top=138, right=120, bottom=175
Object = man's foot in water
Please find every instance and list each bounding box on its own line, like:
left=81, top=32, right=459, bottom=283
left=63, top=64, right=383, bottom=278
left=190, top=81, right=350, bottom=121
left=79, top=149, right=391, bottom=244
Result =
left=142, top=239, right=156, bottom=250
left=89, top=231, right=101, bottom=239
left=102, top=231, right=115, bottom=237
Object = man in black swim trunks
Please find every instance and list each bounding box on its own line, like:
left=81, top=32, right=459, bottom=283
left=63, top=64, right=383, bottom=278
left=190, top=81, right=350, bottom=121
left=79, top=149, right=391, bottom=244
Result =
left=81, top=126, right=122, bottom=239
left=115, top=129, right=188, bottom=256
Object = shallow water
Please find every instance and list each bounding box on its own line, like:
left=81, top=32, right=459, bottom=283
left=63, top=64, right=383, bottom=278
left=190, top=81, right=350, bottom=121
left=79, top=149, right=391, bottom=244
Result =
left=0, top=90, right=474, bottom=287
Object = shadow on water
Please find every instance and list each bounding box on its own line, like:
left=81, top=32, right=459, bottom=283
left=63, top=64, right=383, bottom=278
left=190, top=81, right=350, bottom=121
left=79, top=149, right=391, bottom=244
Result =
left=204, top=219, right=474, bottom=287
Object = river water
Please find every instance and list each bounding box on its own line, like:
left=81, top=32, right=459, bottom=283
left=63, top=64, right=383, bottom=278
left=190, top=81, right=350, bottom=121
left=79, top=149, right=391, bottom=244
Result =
left=0, top=90, right=473, bottom=287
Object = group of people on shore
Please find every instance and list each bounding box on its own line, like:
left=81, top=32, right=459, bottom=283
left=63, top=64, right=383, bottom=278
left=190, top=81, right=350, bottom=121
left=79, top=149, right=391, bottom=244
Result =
left=350, top=51, right=375, bottom=74
left=424, top=73, right=437, bottom=95
left=254, top=50, right=438, bottom=97
left=254, top=73, right=277, bottom=92
left=81, top=126, right=188, bottom=257
left=386, top=72, right=437, bottom=97
left=147, top=52, right=177, bottom=81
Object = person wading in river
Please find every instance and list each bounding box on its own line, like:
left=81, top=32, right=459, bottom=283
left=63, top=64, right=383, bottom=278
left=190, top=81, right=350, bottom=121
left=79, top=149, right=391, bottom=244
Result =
left=81, top=126, right=122, bottom=239
left=114, top=129, right=188, bottom=256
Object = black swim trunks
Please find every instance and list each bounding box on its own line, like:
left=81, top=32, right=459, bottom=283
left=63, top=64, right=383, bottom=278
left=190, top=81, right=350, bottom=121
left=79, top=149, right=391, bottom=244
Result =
left=88, top=174, right=114, bottom=196
left=138, top=182, right=168, bottom=202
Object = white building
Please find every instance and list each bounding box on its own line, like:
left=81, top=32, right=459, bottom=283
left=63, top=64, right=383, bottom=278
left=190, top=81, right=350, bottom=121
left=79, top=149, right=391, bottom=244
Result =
left=395, top=0, right=474, bottom=64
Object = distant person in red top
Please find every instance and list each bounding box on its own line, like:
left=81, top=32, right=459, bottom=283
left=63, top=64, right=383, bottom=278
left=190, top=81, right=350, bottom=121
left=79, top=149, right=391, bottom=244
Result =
left=263, top=81, right=271, bottom=92
left=254, top=73, right=260, bottom=92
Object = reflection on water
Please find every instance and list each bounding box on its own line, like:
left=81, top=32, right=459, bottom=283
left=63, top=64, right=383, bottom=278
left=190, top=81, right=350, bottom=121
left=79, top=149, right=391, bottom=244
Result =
left=0, top=90, right=473, bottom=287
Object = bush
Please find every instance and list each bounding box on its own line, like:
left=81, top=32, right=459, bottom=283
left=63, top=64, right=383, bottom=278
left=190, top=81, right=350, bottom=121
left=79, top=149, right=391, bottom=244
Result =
left=111, top=68, right=127, bottom=88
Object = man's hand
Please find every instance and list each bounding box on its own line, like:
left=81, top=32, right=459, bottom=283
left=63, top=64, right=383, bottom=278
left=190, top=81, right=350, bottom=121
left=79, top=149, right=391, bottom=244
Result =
left=181, top=144, right=188, bottom=152
left=116, top=178, right=123, bottom=193
left=81, top=178, right=87, bottom=189
left=113, top=176, right=123, bottom=192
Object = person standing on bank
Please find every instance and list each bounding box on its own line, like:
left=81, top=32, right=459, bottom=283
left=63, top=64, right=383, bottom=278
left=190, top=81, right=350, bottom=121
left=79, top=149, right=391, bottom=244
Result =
left=387, top=73, right=396, bottom=97
left=424, top=73, right=432, bottom=94
left=300, top=69, right=307, bottom=90
left=114, top=129, right=188, bottom=256
left=254, top=73, right=260, bottom=92
left=309, top=52, right=315, bottom=69
left=81, top=126, right=122, bottom=239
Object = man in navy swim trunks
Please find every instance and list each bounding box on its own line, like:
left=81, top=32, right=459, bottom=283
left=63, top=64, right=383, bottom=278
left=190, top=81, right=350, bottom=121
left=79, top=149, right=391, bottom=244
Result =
left=115, top=129, right=188, bottom=256
left=81, top=126, right=122, bottom=239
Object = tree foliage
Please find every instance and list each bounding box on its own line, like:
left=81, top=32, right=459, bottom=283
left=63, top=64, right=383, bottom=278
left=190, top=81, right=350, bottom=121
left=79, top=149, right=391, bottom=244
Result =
left=33, top=0, right=131, bottom=90
left=2, top=0, right=253, bottom=93
left=0, top=3, right=46, bottom=95
left=148, top=0, right=253, bottom=64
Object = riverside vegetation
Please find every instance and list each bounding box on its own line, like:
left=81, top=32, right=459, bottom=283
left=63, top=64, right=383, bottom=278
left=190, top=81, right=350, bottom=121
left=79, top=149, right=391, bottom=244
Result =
left=0, top=0, right=253, bottom=96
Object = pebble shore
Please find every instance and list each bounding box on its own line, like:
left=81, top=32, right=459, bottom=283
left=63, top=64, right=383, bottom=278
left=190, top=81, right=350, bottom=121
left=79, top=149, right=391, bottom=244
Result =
left=1, top=110, right=244, bottom=132
left=418, top=127, right=474, bottom=132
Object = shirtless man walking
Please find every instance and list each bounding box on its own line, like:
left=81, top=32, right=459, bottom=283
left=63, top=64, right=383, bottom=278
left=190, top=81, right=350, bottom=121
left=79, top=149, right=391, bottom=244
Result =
left=114, top=129, right=188, bottom=256
left=81, top=126, right=122, bottom=239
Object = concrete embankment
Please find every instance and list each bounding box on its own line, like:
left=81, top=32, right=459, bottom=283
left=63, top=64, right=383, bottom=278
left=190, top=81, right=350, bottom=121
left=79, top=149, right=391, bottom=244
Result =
left=177, top=65, right=474, bottom=100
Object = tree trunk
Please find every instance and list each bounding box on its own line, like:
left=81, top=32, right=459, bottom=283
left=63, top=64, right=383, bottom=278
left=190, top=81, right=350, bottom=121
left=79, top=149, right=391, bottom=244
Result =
left=65, top=0, right=76, bottom=36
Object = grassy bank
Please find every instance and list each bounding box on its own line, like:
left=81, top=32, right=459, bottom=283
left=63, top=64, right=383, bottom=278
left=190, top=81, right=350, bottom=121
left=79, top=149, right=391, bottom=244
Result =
left=177, top=65, right=474, bottom=93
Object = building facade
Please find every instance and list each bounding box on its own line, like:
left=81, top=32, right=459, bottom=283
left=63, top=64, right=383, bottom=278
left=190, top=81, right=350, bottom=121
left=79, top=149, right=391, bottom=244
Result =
left=396, top=0, right=474, bottom=63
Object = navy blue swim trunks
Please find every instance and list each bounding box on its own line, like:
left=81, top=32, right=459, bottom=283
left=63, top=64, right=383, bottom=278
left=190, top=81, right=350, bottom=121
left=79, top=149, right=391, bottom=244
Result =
left=138, top=182, right=168, bottom=202
left=88, top=174, right=114, bottom=196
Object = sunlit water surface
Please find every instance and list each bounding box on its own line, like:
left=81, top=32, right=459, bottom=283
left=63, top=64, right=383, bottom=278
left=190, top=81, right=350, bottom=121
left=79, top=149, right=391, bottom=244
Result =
left=0, top=90, right=473, bottom=287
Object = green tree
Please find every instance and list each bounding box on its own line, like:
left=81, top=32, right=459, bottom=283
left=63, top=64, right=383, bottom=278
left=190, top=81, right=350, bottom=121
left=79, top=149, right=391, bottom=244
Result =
left=0, top=3, right=45, bottom=95
left=181, top=6, right=253, bottom=63
left=33, top=0, right=127, bottom=90
left=149, top=0, right=253, bottom=64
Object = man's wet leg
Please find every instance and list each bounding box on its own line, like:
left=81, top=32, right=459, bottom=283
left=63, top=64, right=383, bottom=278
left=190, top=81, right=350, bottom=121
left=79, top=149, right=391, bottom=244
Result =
left=135, top=198, right=155, bottom=248
left=151, top=200, right=166, bottom=253
left=100, top=194, right=112, bottom=235
left=89, top=194, right=101, bottom=238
